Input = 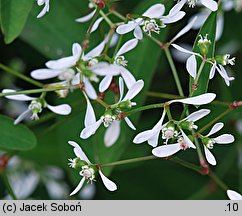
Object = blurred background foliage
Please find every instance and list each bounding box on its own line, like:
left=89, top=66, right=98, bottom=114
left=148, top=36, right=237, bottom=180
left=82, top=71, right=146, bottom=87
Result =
left=0, top=0, right=242, bottom=199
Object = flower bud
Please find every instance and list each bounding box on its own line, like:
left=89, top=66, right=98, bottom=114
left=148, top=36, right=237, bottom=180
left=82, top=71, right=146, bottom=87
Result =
left=197, top=34, right=211, bottom=56
left=215, top=54, right=235, bottom=66
left=119, top=100, right=132, bottom=111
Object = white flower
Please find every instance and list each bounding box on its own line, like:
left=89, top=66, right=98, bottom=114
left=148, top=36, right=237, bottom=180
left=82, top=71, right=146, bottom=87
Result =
left=68, top=141, right=117, bottom=196
left=178, top=0, right=218, bottom=11
left=80, top=78, right=144, bottom=147
left=209, top=55, right=235, bottom=86
left=2, top=89, right=72, bottom=124
left=36, top=0, right=50, bottom=18
left=133, top=93, right=216, bottom=147
left=92, top=38, right=138, bottom=92
left=31, top=40, right=106, bottom=99
left=227, top=190, right=242, bottom=200
left=116, top=1, right=186, bottom=40
left=152, top=109, right=210, bottom=157
left=75, top=3, right=104, bottom=33
left=171, top=39, right=235, bottom=85
left=202, top=122, right=235, bottom=165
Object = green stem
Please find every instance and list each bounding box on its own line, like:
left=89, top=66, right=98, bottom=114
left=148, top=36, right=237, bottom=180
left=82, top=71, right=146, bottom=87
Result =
left=96, top=97, right=109, bottom=108
left=100, top=154, right=228, bottom=192
left=193, top=60, right=206, bottom=88
left=103, top=28, right=115, bottom=54
left=209, top=171, right=228, bottom=191
left=113, top=35, right=123, bottom=57
left=100, top=155, right=157, bottom=167
left=1, top=172, right=17, bottom=200
left=125, top=103, right=164, bottom=116
left=0, top=85, right=79, bottom=97
left=110, top=10, right=126, bottom=21
left=197, top=108, right=232, bottom=135
left=0, top=63, right=43, bottom=87
left=164, top=48, right=184, bottom=97
left=100, top=10, right=114, bottom=28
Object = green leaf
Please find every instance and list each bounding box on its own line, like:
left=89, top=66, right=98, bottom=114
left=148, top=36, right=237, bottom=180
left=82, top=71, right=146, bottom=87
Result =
left=20, top=0, right=89, bottom=59
left=189, top=11, right=217, bottom=96
left=0, top=115, right=37, bottom=151
left=0, top=0, right=33, bottom=44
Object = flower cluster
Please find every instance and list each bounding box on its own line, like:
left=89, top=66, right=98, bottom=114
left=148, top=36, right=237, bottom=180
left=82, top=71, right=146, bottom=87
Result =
left=2, top=0, right=241, bottom=200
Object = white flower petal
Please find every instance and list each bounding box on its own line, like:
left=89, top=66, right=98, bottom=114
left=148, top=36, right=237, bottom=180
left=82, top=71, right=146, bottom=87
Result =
left=152, top=143, right=181, bottom=157
left=83, top=78, right=97, bottom=100
left=72, top=43, right=82, bottom=60
left=206, top=122, right=224, bottom=137
left=91, top=62, right=120, bottom=76
left=71, top=73, right=80, bottom=85
left=142, top=4, right=165, bottom=18
left=133, top=128, right=160, bottom=144
left=37, top=0, right=49, bottom=18
left=47, top=104, right=71, bottom=115
left=116, top=22, right=138, bottom=35
left=80, top=119, right=102, bottom=139
left=99, top=170, right=117, bottom=191
left=99, top=75, right=113, bottom=93
left=46, top=56, right=77, bottom=70
left=169, top=0, right=186, bottom=16
left=134, top=26, right=143, bottom=40
left=84, top=40, right=106, bottom=60
left=214, top=134, right=235, bottom=144
left=75, top=10, right=96, bottom=22
left=120, top=67, right=136, bottom=89
left=186, top=55, right=197, bottom=79
left=171, top=43, right=198, bottom=56
left=118, top=77, right=124, bottom=102
left=170, top=16, right=197, bottom=43
left=216, top=15, right=224, bottom=40
left=190, top=12, right=209, bottom=30
left=124, top=117, right=136, bottom=130
left=90, top=17, right=104, bottom=33
left=70, top=177, right=85, bottom=196
left=84, top=95, right=96, bottom=127
left=2, top=89, right=36, bottom=101
left=116, top=38, right=138, bottom=57
left=181, top=129, right=196, bottom=149
left=169, top=93, right=216, bottom=105
left=162, top=11, right=186, bottom=24
left=14, top=109, right=32, bottom=125
left=209, top=63, right=216, bottom=79
left=30, top=69, right=63, bottom=80
left=122, top=80, right=144, bottom=101
left=184, top=109, right=210, bottom=122
left=104, top=121, right=120, bottom=147
left=147, top=131, right=160, bottom=147
left=204, top=145, right=216, bottom=165
left=200, top=0, right=218, bottom=11
left=227, top=190, right=242, bottom=200
left=68, top=141, right=91, bottom=163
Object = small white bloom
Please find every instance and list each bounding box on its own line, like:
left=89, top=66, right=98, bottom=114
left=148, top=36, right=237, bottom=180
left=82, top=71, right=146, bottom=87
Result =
left=202, top=122, right=235, bottom=165
left=2, top=89, right=72, bottom=124
left=227, top=190, right=242, bottom=200
left=80, top=78, right=143, bottom=147
left=75, top=3, right=104, bottom=33
left=68, top=141, right=117, bottom=196
left=116, top=2, right=185, bottom=40
left=178, top=0, right=218, bottom=11
left=36, top=0, right=50, bottom=18
left=93, top=38, right=138, bottom=92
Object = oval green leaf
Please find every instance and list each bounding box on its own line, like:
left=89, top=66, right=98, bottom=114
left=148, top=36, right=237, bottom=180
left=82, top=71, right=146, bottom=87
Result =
left=0, top=0, right=33, bottom=44
left=0, top=115, right=37, bottom=151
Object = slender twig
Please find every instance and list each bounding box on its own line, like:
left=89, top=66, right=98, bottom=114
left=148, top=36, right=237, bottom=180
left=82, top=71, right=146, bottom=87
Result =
left=0, top=85, right=80, bottom=97
left=126, top=103, right=164, bottom=116
left=164, top=48, right=184, bottom=97
left=0, top=63, right=43, bottom=87
left=1, top=172, right=17, bottom=200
